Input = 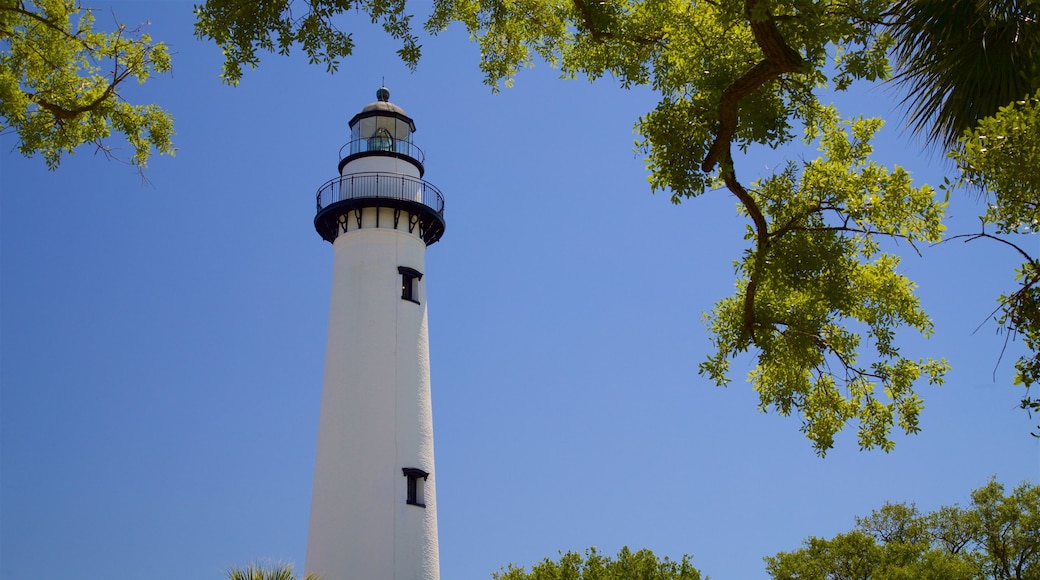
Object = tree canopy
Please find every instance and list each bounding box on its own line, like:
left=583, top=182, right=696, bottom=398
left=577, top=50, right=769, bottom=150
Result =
left=766, top=479, right=1040, bottom=580
left=193, top=0, right=421, bottom=85
left=491, top=483, right=1040, bottom=580
left=494, top=546, right=703, bottom=580
left=953, top=90, right=1040, bottom=431
left=0, top=0, right=174, bottom=168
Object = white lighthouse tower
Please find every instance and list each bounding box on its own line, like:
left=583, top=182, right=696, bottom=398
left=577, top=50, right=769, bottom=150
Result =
left=306, top=87, right=445, bottom=580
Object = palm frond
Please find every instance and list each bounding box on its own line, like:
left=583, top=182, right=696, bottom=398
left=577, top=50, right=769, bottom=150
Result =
left=226, top=562, right=319, bottom=580
left=889, top=0, right=1040, bottom=149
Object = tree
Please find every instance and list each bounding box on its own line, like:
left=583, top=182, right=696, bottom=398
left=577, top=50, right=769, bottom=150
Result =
left=887, top=0, right=1040, bottom=434
left=192, top=0, right=421, bottom=85
left=0, top=0, right=174, bottom=168
left=422, top=0, right=950, bottom=454
left=494, top=546, right=703, bottom=580
left=766, top=480, right=1040, bottom=580
left=969, top=479, right=1040, bottom=579
left=952, top=94, right=1040, bottom=435
left=226, top=562, right=320, bottom=580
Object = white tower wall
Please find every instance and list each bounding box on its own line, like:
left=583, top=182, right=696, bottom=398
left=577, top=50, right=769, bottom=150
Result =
left=342, top=155, right=422, bottom=179
left=305, top=219, right=439, bottom=580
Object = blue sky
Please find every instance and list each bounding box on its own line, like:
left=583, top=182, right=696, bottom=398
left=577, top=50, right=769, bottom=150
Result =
left=2, top=2, right=1039, bottom=579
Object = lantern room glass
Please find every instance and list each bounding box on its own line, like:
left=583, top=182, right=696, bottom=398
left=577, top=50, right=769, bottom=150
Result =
left=350, top=115, right=412, bottom=155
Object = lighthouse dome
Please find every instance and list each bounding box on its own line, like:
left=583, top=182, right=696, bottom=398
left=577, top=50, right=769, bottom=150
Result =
left=359, top=86, right=408, bottom=116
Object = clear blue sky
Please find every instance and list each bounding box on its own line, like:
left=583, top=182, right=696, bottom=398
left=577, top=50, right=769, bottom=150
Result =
left=2, top=2, right=1038, bottom=579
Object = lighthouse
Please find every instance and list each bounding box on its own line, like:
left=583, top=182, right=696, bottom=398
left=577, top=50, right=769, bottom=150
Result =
left=306, top=88, right=445, bottom=580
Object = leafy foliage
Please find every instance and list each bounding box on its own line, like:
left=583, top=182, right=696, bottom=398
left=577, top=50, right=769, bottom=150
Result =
left=494, top=546, right=703, bottom=580
left=952, top=92, right=1040, bottom=435
left=0, top=0, right=174, bottom=168
left=193, top=0, right=421, bottom=85
left=766, top=480, right=1040, bottom=580
left=428, top=0, right=947, bottom=454
left=495, top=483, right=1038, bottom=579
left=226, top=562, right=320, bottom=580
left=889, top=0, right=1040, bottom=434
left=701, top=109, right=948, bottom=453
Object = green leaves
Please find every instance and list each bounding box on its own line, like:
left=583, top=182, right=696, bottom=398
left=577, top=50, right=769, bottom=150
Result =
left=194, top=0, right=421, bottom=85
left=955, top=93, right=1040, bottom=237
left=494, top=546, right=703, bottom=580
left=226, top=563, right=320, bottom=580
left=0, top=0, right=175, bottom=168
left=952, top=92, right=1040, bottom=436
left=495, top=482, right=1040, bottom=579
left=428, top=0, right=573, bottom=91
left=700, top=110, right=948, bottom=455
left=767, top=479, right=1040, bottom=580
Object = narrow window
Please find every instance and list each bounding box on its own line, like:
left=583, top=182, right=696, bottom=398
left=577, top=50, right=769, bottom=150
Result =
left=399, top=266, right=423, bottom=304
left=402, top=468, right=428, bottom=507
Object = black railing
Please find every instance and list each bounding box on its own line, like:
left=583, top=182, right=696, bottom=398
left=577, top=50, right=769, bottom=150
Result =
left=339, top=138, right=425, bottom=164
left=316, top=172, right=444, bottom=216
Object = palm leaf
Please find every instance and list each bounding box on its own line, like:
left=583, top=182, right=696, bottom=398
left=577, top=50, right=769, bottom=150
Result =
left=890, top=0, right=1040, bottom=148
left=226, top=562, right=320, bottom=580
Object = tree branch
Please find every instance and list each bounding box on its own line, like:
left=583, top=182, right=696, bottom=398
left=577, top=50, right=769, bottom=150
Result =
left=948, top=230, right=1040, bottom=268
left=772, top=319, right=888, bottom=385
left=26, top=45, right=148, bottom=122
left=721, top=154, right=768, bottom=342
left=702, top=0, right=806, bottom=173
left=0, top=3, right=95, bottom=50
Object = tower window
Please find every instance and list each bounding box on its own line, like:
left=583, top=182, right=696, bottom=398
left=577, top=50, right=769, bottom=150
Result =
left=402, top=468, right=428, bottom=507
left=399, top=266, right=423, bottom=304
